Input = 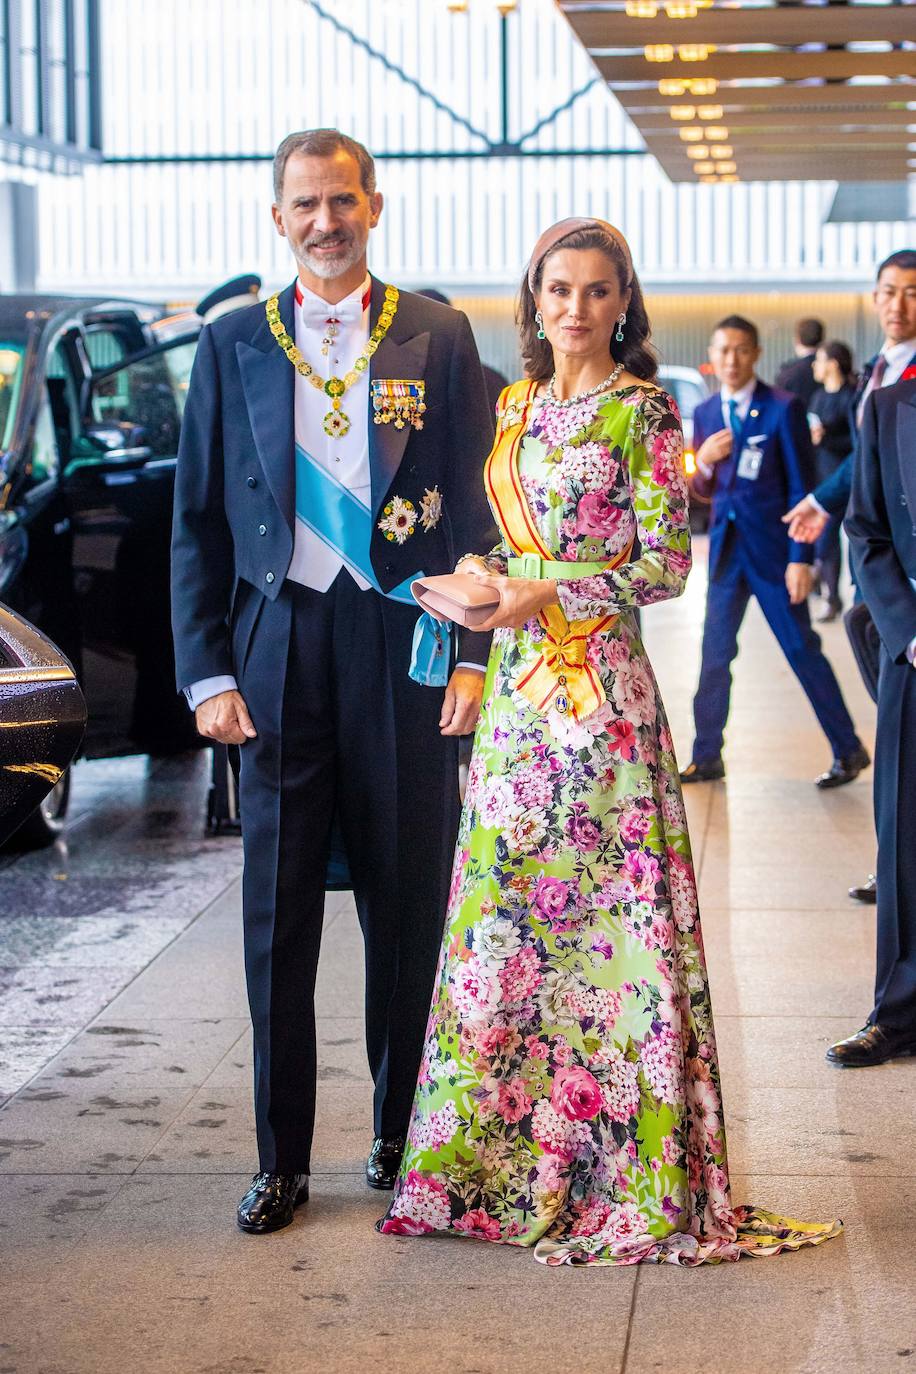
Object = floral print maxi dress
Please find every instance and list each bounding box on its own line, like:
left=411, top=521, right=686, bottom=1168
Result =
left=378, top=385, right=841, bottom=1265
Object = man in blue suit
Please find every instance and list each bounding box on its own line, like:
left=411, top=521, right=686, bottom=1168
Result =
left=172, top=130, right=498, bottom=1233
left=828, top=375, right=916, bottom=1067
left=681, top=315, right=867, bottom=786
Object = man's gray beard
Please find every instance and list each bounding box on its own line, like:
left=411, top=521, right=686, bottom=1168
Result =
left=295, top=235, right=366, bottom=282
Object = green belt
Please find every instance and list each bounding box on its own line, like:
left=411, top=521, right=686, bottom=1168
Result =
left=507, top=554, right=609, bottom=579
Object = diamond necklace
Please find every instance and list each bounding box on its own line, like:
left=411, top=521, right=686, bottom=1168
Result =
left=545, top=360, right=624, bottom=407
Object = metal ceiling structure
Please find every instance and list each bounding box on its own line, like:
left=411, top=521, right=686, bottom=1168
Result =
left=557, top=0, right=916, bottom=184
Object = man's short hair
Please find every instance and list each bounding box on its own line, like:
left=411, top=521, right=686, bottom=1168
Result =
left=876, top=249, right=916, bottom=281
left=273, top=129, right=377, bottom=202
left=796, top=318, right=824, bottom=348
left=712, top=314, right=759, bottom=348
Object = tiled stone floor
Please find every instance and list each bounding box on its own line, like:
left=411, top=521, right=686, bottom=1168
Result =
left=2, top=540, right=914, bottom=1374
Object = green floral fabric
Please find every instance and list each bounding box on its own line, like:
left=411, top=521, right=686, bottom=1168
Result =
left=378, top=387, right=841, bottom=1265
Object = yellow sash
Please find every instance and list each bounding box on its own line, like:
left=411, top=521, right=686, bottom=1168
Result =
left=485, top=380, right=632, bottom=722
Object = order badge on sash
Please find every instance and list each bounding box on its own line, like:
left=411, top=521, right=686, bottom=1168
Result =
left=736, top=434, right=767, bottom=482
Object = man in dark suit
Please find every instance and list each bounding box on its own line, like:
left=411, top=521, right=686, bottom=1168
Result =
left=783, top=250, right=916, bottom=545
left=828, top=376, right=916, bottom=1066
left=681, top=315, right=867, bottom=786
left=775, top=317, right=824, bottom=408
left=172, top=129, right=497, bottom=1233
left=782, top=249, right=916, bottom=903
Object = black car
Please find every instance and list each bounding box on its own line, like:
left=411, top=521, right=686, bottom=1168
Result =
left=0, top=604, right=86, bottom=847
left=0, top=293, right=204, bottom=843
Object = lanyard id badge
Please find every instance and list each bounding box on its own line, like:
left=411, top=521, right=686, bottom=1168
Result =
left=736, top=434, right=767, bottom=481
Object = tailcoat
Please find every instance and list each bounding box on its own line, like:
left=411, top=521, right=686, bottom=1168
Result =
left=171, top=278, right=498, bottom=1169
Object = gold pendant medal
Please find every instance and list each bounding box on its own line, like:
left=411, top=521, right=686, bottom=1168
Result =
left=266, top=285, right=400, bottom=440
left=323, top=377, right=350, bottom=438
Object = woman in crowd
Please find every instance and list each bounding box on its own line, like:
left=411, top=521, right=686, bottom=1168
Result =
left=808, top=340, right=857, bottom=621
left=377, top=217, right=841, bottom=1266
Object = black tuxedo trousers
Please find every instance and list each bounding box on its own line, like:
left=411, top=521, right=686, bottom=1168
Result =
left=235, top=572, right=459, bottom=1172
left=871, top=647, right=916, bottom=1033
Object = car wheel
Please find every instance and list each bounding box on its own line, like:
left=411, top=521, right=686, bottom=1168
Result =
left=3, top=769, right=71, bottom=851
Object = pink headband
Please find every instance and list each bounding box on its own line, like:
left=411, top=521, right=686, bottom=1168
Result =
left=526, top=217, right=634, bottom=295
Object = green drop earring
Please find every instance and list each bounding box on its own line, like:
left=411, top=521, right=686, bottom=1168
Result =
left=535, top=310, right=546, bottom=341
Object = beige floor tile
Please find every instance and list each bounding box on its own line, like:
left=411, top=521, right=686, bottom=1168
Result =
left=627, top=1176, right=916, bottom=1374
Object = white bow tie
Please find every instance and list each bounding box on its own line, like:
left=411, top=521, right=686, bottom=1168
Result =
left=298, top=294, right=366, bottom=332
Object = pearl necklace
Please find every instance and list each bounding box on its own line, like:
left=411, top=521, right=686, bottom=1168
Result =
left=545, top=360, right=624, bottom=407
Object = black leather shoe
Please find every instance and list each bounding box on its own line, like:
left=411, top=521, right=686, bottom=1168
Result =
left=679, top=758, right=725, bottom=784
left=815, top=745, right=870, bottom=789
left=849, top=874, right=877, bottom=904
left=826, top=1024, right=916, bottom=1068
left=237, top=1171, right=309, bottom=1234
left=366, top=1136, right=405, bottom=1190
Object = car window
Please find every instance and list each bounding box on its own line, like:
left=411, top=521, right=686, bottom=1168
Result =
left=90, top=340, right=197, bottom=456
left=84, top=328, right=128, bottom=371
left=0, top=343, right=25, bottom=449
left=664, top=376, right=706, bottom=423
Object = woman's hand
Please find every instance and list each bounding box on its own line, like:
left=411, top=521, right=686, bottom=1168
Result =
left=471, top=573, right=559, bottom=631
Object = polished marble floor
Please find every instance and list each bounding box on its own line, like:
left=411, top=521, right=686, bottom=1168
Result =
left=1, top=541, right=913, bottom=1374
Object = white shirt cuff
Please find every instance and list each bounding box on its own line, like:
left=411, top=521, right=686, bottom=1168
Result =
left=807, top=492, right=829, bottom=518
left=456, top=661, right=485, bottom=673
left=907, top=638, right=916, bottom=666
left=184, top=674, right=239, bottom=710
left=697, top=460, right=714, bottom=479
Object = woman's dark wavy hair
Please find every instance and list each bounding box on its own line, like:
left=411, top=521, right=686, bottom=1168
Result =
left=517, top=226, right=657, bottom=384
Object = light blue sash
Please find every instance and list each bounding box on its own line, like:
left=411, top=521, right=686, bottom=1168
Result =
left=294, top=443, right=450, bottom=687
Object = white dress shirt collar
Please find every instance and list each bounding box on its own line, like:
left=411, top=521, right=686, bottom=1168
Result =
left=295, top=274, right=371, bottom=331
left=879, top=336, right=916, bottom=385
left=720, top=376, right=757, bottom=423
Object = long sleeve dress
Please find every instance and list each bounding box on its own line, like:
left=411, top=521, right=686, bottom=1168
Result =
left=378, top=383, right=841, bottom=1265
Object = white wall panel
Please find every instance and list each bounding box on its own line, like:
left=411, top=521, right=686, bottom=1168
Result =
left=34, top=0, right=912, bottom=299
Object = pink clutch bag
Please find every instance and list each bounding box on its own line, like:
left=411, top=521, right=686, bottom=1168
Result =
left=411, top=573, right=501, bottom=628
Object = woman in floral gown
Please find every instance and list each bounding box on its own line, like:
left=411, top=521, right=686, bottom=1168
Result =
left=378, top=218, right=841, bottom=1265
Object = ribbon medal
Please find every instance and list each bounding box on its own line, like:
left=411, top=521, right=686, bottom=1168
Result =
left=371, top=379, right=427, bottom=431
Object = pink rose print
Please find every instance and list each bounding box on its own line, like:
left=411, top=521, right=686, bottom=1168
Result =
left=533, top=875, right=570, bottom=922
left=566, top=803, right=602, bottom=852
left=495, top=1077, right=533, bottom=1124
left=623, top=847, right=662, bottom=895
left=551, top=1065, right=604, bottom=1121
left=454, top=1208, right=503, bottom=1242
left=575, top=492, right=624, bottom=539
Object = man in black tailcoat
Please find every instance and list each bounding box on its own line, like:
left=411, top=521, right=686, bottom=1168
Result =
left=171, top=130, right=497, bottom=1231
left=829, top=375, right=916, bottom=1067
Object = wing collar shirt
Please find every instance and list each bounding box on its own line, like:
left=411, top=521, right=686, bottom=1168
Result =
left=288, top=274, right=374, bottom=592
left=186, top=276, right=373, bottom=709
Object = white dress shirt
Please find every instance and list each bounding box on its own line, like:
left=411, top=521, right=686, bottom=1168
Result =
left=187, top=276, right=480, bottom=710
left=288, top=275, right=374, bottom=592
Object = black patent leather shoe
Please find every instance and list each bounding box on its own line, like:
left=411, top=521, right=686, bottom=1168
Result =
left=679, top=758, right=725, bottom=784
left=237, top=1171, right=309, bottom=1234
left=366, top=1136, right=405, bottom=1190
left=815, top=745, right=870, bottom=789
left=826, top=1023, right=916, bottom=1068
left=849, top=874, right=877, bottom=904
